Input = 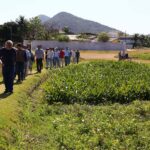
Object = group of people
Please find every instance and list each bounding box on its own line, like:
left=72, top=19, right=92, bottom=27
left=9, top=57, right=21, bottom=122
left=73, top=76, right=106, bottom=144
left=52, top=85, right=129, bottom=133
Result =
left=0, top=40, right=80, bottom=94
left=0, top=41, right=34, bottom=94
left=45, top=47, right=80, bottom=69
left=35, top=46, right=80, bottom=72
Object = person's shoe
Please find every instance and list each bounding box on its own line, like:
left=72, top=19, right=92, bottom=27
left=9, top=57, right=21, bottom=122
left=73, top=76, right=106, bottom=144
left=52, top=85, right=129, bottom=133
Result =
left=3, top=90, right=8, bottom=94
left=16, top=80, right=21, bottom=83
left=8, top=91, right=13, bottom=95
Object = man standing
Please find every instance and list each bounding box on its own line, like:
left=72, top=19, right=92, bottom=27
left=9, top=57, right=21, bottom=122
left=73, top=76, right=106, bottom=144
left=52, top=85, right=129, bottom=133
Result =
left=16, top=43, right=27, bottom=83
left=64, top=47, right=69, bottom=66
left=0, top=40, right=16, bottom=94
left=76, top=50, right=80, bottom=64
left=35, top=45, right=44, bottom=73
left=59, top=48, right=65, bottom=67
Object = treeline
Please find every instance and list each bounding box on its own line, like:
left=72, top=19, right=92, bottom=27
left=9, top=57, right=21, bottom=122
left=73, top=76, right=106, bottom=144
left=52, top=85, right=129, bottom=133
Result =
left=0, top=16, right=68, bottom=46
left=133, top=34, right=150, bottom=48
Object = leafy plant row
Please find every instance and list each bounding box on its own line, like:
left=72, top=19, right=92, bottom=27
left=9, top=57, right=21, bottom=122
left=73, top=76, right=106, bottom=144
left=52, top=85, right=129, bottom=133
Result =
left=43, top=61, right=150, bottom=104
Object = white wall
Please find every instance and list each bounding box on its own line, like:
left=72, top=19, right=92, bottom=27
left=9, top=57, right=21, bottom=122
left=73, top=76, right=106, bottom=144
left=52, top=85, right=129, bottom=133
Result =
left=24, top=40, right=132, bottom=50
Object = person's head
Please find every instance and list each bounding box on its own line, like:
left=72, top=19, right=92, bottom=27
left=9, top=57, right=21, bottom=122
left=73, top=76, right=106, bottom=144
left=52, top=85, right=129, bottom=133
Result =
left=55, top=47, right=58, bottom=51
left=5, top=40, right=13, bottom=49
left=37, top=45, right=42, bottom=49
left=16, top=43, right=23, bottom=50
left=27, top=44, right=31, bottom=50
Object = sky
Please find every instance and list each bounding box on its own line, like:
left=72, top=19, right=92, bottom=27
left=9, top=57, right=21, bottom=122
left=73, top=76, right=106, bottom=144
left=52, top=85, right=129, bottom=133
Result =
left=0, top=0, right=150, bottom=35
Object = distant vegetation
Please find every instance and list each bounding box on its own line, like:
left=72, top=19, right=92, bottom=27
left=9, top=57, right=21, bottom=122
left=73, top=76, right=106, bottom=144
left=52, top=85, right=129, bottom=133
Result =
left=98, top=32, right=110, bottom=42
left=57, top=35, right=70, bottom=42
left=133, top=34, right=150, bottom=48
left=130, top=52, right=150, bottom=60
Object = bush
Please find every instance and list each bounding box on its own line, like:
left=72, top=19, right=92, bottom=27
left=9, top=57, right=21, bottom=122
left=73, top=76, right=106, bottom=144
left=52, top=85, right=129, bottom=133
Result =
left=98, top=32, right=110, bottom=42
left=43, top=61, right=150, bottom=104
left=57, top=35, right=70, bottom=42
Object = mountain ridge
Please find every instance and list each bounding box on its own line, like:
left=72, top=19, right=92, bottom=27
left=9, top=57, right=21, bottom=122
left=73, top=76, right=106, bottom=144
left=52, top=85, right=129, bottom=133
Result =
left=38, top=12, right=119, bottom=35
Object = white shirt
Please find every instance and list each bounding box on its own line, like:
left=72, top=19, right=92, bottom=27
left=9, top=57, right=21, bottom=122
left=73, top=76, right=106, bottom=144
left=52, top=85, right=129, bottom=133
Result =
left=47, top=50, right=54, bottom=59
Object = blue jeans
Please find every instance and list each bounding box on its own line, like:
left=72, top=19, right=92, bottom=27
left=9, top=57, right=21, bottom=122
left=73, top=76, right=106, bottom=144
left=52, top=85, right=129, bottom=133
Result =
left=2, top=65, right=15, bottom=92
left=53, top=57, right=60, bottom=68
left=46, top=58, right=53, bottom=68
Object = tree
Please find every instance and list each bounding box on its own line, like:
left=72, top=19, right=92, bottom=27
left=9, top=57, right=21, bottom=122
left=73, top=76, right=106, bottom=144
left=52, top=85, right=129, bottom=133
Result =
left=27, top=17, right=45, bottom=40
left=133, top=34, right=139, bottom=48
left=139, top=34, right=146, bottom=47
left=63, top=26, right=70, bottom=34
left=98, top=32, right=110, bottom=42
left=0, top=21, right=20, bottom=44
left=118, top=31, right=125, bottom=37
left=43, top=22, right=59, bottom=40
left=16, top=16, right=29, bottom=42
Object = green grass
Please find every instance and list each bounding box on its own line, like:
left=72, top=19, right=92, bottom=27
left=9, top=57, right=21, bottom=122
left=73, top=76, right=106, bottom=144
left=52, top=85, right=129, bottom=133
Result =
left=130, top=52, right=150, bottom=60
left=0, top=69, right=49, bottom=149
left=7, top=85, right=150, bottom=149
left=0, top=61, right=150, bottom=149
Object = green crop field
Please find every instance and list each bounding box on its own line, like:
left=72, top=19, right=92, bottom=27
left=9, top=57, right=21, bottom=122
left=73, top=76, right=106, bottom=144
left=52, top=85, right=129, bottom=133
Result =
left=0, top=61, right=150, bottom=150
left=44, top=61, right=150, bottom=104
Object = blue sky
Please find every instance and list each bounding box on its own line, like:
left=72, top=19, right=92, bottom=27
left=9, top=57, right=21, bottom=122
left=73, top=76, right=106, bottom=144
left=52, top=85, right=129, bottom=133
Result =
left=0, top=0, right=150, bottom=34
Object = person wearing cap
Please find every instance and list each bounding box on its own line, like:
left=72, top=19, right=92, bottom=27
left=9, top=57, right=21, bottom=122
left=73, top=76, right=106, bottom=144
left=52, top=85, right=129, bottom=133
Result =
left=0, top=40, right=16, bottom=94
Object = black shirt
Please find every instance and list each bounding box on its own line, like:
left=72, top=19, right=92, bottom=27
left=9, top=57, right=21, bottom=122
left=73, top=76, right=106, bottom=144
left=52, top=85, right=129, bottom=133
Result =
left=0, top=48, right=16, bottom=66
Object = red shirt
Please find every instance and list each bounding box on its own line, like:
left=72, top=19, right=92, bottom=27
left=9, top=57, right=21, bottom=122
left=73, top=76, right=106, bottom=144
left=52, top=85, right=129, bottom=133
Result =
left=59, top=50, right=65, bottom=58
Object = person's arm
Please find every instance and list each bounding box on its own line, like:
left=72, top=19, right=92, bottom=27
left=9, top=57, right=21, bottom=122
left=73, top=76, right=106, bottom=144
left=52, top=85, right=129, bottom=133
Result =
left=42, top=50, right=45, bottom=60
left=14, top=49, right=17, bottom=63
left=0, top=48, right=4, bottom=64
left=0, top=48, right=3, bottom=58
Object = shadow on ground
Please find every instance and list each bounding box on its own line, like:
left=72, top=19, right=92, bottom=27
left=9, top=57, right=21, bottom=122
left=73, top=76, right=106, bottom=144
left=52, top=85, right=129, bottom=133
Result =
left=0, top=92, right=12, bottom=99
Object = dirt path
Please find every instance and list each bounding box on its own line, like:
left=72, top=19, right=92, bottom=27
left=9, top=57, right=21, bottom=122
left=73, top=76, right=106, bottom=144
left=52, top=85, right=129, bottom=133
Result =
left=81, top=53, right=117, bottom=60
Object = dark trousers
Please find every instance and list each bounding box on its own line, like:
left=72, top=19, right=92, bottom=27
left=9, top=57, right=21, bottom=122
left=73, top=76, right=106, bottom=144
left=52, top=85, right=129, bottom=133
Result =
left=76, top=57, right=79, bottom=64
left=2, top=65, right=15, bottom=92
left=16, top=62, right=25, bottom=81
left=65, top=56, right=69, bottom=66
left=36, top=59, right=43, bottom=73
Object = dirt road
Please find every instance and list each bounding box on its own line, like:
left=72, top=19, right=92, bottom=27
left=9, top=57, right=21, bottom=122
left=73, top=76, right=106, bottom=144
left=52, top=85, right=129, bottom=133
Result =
left=81, top=53, right=117, bottom=60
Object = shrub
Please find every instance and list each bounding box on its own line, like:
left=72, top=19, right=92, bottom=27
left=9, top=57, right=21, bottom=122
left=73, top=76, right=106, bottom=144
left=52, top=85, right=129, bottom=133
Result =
left=43, top=61, right=150, bottom=104
left=57, top=35, right=70, bottom=42
left=98, top=32, right=110, bottom=42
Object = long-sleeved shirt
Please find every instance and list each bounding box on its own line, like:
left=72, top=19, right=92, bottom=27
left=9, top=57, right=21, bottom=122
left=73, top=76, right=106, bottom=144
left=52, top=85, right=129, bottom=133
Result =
left=0, top=48, right=16, bottom=66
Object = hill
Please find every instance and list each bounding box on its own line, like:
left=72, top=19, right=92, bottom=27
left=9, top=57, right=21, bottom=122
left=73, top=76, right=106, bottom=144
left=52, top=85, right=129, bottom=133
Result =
left=39, top=12, right=119, bottom=35
left=38, top=14, right=50, bottom=24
